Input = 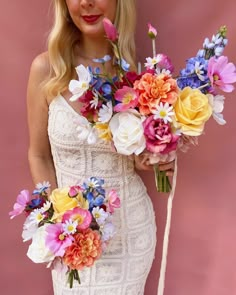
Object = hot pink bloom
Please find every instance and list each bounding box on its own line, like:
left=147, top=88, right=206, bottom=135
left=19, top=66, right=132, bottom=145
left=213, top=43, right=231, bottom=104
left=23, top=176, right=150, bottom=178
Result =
left=45, top=223, right=74, bottom=257
left=208, top=56, right=236, bottom=92
left=143, top=116, right=179, bottom=154
left=68, top=185, right=83, bottom=198
left=62, top=207, right=92, bottom=230
left=107, top=190, right=120, bottom=213
left=9, top=190, right=30, bottom=219
left=148, top=23, right=157, bottom=39
left=103, top=18, right=118, bottom=42
left=114, top=86, right=139, bottom=112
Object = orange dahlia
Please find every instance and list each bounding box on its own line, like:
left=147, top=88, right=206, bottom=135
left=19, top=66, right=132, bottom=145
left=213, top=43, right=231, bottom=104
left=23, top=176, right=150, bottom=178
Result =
left=134, top=72, right=179, bottom=115
left=63, top=228, right=102, bottom=270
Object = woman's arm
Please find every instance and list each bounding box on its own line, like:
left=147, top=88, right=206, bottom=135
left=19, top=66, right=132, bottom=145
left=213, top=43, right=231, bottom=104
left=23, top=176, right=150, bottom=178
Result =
left=27, top=53, right=57, bottom=190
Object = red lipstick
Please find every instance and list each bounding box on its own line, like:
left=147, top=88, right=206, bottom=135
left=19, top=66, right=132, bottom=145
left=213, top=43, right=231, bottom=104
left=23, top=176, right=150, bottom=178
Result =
left=82, top=15, right=101, bottom=24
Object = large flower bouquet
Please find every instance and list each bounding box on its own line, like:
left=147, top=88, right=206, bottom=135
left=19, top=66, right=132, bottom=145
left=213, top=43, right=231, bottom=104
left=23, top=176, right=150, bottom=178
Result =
left=9, top=178, right=120, bottom=288
left=69, top=19, right=236, bottom=192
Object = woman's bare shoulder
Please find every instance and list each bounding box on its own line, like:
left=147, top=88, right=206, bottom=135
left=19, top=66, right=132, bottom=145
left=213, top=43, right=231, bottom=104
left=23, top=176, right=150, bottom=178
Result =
left=29, top=51, right=50, bottom=83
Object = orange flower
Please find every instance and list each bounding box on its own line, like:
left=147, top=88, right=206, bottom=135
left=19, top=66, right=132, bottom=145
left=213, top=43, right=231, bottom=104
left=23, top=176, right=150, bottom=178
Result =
left=63, top=229, right=102, bottom=270
left=134, top=73, right=179, bottom=115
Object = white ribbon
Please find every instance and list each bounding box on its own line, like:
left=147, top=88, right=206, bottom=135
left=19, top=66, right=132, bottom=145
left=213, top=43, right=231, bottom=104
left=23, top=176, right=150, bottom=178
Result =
left=157, top=158, right=178, bottom=295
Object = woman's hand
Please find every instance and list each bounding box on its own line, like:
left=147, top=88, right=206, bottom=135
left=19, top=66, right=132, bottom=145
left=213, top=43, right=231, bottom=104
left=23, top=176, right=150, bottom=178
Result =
left=134, top=154, right=175, bottom=176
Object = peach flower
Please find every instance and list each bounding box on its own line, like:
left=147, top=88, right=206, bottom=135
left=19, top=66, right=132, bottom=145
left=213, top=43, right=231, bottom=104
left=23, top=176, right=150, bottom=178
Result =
left=63, top=229, right=102, bottom=270
left=134, top=73, right=178, bottom=115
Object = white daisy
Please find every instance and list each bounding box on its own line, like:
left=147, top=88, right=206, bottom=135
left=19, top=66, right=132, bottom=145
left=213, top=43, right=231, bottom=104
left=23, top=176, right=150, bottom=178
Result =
left=40, top=201, right=52, bottom=213
left=90, top=91, right=99, bottom=109
left=36, top=181, right=50, bottom=190
left=153, top=102, right=174, bottom=124
left=92, top=207, right=109, bottom=225
left=62, top=219, right=78, bottom=235
left=145, top=56, right=161, bottom=69
left=194, top=61, right=205, bottom=81
left=29, top=209, right=45, bottom=225
left=69, top=65, right=91, bottom=102
left=98, top=101, right=113, bottom=123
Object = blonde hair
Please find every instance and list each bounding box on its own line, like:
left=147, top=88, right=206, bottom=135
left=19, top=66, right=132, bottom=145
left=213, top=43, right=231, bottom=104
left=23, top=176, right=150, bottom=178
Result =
left=44, top=0, right=137, bottom=99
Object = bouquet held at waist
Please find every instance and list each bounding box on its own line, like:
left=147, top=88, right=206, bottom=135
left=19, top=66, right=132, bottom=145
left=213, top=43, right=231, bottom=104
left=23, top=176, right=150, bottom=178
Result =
left=68, top=19, right=236, bottom=193
left=9, top=178, right=120, bottom=288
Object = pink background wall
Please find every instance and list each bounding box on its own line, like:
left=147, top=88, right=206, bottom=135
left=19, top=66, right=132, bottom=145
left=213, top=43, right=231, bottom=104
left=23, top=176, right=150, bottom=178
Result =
left=1, top=1, right=236, bottom=294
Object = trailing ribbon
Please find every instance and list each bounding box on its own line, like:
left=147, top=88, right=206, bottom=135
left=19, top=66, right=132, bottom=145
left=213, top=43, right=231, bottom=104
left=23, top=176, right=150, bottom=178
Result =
left=157, top=158, right=178, bottom=295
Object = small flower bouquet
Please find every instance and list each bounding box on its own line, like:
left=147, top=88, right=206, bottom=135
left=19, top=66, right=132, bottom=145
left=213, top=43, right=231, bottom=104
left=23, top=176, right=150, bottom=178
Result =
left=9, top=178, right=120, bottom=288
left=68, top=19, right=236, bottom=193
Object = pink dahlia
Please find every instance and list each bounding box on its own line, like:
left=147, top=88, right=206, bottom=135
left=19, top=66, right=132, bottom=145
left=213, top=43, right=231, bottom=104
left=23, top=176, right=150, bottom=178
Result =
left=62, top=207, right=92, bottom=230
left=208, top=56, right=236, bottom=92
left=143, top=115, right=179, bottom=154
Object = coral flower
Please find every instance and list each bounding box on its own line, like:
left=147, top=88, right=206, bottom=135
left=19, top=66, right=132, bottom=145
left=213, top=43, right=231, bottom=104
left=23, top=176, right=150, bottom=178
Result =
left=63, top=228, right=102, bottom=270
left=134, top=73, right=178, bottom=115
left=45, top=223, right=74, bottom=257
left=114, top=86, right=139, bottom=112
left=9, top=190, right=30, bottom=219
left=207, top=56, right=236, bottom=92
left=62, top=207, right=92, bottom=230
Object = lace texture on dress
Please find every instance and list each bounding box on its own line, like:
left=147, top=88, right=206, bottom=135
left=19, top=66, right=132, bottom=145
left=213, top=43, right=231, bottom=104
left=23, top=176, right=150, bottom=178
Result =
left=48, top=95, right=157, bottom=295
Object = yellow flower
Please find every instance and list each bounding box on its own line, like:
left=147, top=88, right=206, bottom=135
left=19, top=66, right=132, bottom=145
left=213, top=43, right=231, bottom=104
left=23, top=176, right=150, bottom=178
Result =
left=49, top=188, right=88, bottom=221
left=174, top=87, right=212, bottom=136
left=94, top=122, right=112, bottom=141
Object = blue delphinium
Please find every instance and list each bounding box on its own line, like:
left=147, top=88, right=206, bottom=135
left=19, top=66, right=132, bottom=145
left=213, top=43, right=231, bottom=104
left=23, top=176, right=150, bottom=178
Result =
left=177, top=56, right=210, bottom=92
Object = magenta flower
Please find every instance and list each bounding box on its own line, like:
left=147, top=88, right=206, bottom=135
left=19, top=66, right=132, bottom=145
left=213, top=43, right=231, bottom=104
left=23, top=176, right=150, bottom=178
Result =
left=45, top=223, right=74, bottom=257
left=114, top=86, right=139, bottom=112
left=207, top=56, right=236, bottom=92
left=103, top=18, right=118, bottom=42
left=148, top=23, right=157, bottom=39
left=62, top=207, right=92, bottom=230
left=68, top=185, right=82, bottom=198
left=9, top=190, right=30, bottom=219
left=143, top=116, right=179, bottom=154
left=107, top=189, right=120, bottom=213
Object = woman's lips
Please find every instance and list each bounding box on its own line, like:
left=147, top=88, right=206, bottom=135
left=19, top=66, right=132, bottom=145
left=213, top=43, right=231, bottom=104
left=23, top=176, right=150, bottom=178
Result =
left=82, top=15, right=101, bottom=24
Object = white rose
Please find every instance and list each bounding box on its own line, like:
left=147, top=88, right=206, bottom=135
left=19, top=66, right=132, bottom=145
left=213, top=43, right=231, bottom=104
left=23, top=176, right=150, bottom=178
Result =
left=27, top=225, right=55, bottom=263
left=109, top=111, right=146, bottom=155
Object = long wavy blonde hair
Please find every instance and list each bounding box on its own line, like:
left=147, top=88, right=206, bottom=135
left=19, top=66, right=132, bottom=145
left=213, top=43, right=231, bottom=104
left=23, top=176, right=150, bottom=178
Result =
left=44, top=0, right=137, bottom=99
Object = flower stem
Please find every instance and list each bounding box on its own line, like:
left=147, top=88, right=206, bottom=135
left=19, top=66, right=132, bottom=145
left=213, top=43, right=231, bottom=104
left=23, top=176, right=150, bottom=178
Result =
left=152, top=39, right=156, bottom=57
left=154, top=165, right=172, bottom=193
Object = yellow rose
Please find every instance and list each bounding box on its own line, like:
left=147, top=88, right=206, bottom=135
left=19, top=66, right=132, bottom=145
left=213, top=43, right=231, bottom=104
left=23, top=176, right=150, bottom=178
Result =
left=174, top=87, right=212, bottom=136
left=49, top=188, right=88, bottom=221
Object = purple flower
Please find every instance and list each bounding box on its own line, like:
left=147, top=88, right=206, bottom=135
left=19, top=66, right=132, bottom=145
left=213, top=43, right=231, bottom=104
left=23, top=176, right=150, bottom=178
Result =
left=9, top=190, right=30, bottom=219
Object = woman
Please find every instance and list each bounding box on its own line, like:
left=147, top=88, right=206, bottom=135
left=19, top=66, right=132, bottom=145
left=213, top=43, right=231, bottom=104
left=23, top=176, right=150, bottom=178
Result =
left=27, top=0, right=173, bottom=294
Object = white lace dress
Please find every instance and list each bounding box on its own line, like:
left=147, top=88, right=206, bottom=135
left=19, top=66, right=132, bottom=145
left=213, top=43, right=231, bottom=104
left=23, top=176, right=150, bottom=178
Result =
left=48, top=95, right=157, bottom=295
